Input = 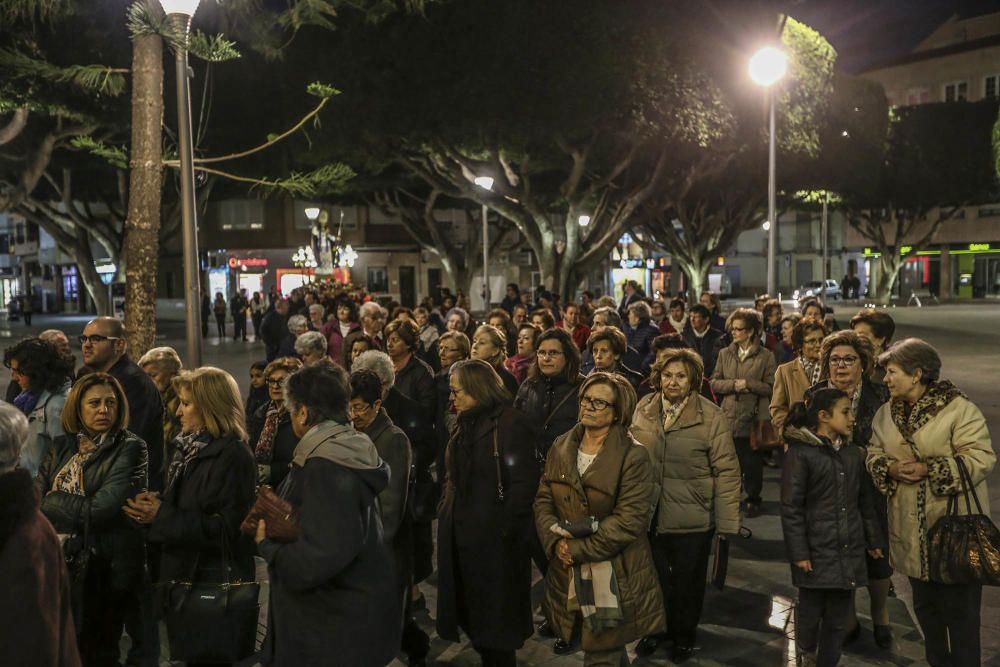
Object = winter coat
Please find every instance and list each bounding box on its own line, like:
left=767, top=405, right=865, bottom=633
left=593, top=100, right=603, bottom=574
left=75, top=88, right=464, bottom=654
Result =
left=711, top=342, right=777, bottom=438
left=245, top=385, right=270, bottom=423
left=770, top=359, right=814, bottom=436
left=781, top=426, right=884, bottom=589
left=248, top=401, right=300, bottom=489
left=556, top=322, right=592, bottom=351
left=0, top=469, right=81, bottom=667
left=108, top=355, right=165, bottom=492
left=505, top=353, right=535, bottom=386
left=866, top=383, right=995, bottom=581
left=20, top=382, right=70, bottom=476
left=434, top=369, right=457, bottom=472
left=323, top=320, right=361, bottom=366
left=682, top=325, right=725, bottom=378
left=259, top=421, right=399, bottom=667
left=436, top=405, right=541, bottom=651
left=148, top=433, right=257, bottom=588
left=261, top=308, right=288, bottom=361
left=36, top=431, right=148, bottom=590
left=805, top=379, right=888, bottom=450
left=514, top=373, right=585, bottom=460
left=630, top=392, right=741, bottom=535
left=494, top=363, right=520, bottom=396
left=625, top=321, right=661, bottom=360
left=394, top=354, right=436, bottom=417
left=533, top=424, right=665, bottom=651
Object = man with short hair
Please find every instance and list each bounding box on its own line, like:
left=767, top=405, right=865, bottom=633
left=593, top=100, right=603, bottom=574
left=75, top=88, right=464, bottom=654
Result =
left=683, top=304, right=725, bottom=377
left=231, top=289, right=249, bottom=341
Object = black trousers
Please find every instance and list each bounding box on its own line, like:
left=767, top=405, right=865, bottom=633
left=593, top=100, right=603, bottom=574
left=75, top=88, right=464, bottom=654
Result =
left=734, top=436, right=763, bottom=504
left=251, top=313, right=263, bottom=339
left=475, top=647, right=516, bottom=667
left=233, top=314, right=247, bottom=340
left=649, top=528, right=714, bottom=647
left=215, top=314, right=226, bottom=338
left=909, top=577, right=982, bottom=667
left=78, top=559, right=131, bottom=667
left=795, top=587, right=852, bottom=667
left=123, top=575, right=159, bottom=666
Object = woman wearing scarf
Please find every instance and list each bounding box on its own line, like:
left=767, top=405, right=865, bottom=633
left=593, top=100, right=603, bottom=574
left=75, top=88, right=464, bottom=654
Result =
left=631, top=349, right=741, bottom=662
left=124, top=367, right=256, bottom=667
left=535, top=372, right=665, bottom=667
left=506, top=323, right=539, bottom=386
left=4, top=337, right=74, bottom=475
left=437, top=360, right=540, bottom=667
left=770, top=316, right=828, bottom=438
left=867, top=339, right=994, bottom=667
left=248, top=357, right=303, bottom=488
left=36, top=373, right=147, bottom=666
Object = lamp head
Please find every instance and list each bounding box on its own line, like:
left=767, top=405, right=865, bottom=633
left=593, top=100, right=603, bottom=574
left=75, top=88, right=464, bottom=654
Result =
left=578, top=215, right=591, bottom=227
left=158, top=0, right=202, bottom=17
left=473, top=176, right=494, bottom=191
left=304, top=207, right=321, bottom=222
left=749, top=46, right=787, bottom=87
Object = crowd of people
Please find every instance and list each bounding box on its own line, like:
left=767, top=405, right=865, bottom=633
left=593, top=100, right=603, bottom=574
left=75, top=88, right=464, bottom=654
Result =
left=0, top=279, right=993, bottom=667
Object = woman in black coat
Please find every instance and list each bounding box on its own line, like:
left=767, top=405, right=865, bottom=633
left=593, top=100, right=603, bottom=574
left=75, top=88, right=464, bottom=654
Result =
left=253, top=362, right=399, bottom=667
left=124, top=368, right=256, bottom=666
left=437, top=360, right=541, bottom=667
left=248, top=357, right=303, bottom=488
left=433, top=331, right=471, bottom=471
left=37, top=373, right=147, bottom=666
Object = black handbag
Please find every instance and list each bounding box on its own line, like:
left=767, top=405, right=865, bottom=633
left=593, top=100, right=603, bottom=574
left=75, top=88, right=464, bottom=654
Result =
left=160, top=518, right=260, bottom=663
left=927, top=457, right=1000, bottom=586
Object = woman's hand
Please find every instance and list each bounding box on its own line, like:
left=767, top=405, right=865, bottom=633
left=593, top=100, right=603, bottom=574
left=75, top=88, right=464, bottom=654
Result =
left=734, top=379, right=747, bottom=393
left=556, top=538, right=574, bottom=568
left=123, top=491, right=161, bottom=525
left=794, top=559, right=812, bottom=572
left=255, top=519, right=267, bottom=545
left=889, top=461, right=928, bottom=484
left=867, top=548, right=884, bottom=559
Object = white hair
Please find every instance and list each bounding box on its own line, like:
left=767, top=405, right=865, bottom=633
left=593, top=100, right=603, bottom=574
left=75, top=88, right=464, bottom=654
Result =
left=0, top=402, right=29, bottom=473
left=287, top=314, right=309, bottom=335
left=295, top=331, right=328, bottom=357
left=138, top=346, right=183, bottom=375
left=359, top=301, right=386, bottom=320
left=351, top=350, right=395, bottom=390
left=308, top=304, right=325, bottom=317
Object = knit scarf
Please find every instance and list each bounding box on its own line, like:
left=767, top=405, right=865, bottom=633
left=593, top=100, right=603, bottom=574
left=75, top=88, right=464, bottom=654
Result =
left=255, top=402, right=289, bottom=463
left=12, top=390, right=40, bottom=416
left=890, top=380, right=965, bottom=441
left=166, top=430, right=211, bottom=490
left=52, top=432, right=113, bottom=496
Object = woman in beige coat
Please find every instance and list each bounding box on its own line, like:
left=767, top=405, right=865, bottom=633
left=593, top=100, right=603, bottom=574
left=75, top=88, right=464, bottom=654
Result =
left=867, top=338, right=994, bottom=667
left=630, top=348, right=741, bottom=662
left=711, top=308, right=776, bottom=517
left=769, top=316, right=827, bottom=436
left=534, top=373, right=664, bottom=667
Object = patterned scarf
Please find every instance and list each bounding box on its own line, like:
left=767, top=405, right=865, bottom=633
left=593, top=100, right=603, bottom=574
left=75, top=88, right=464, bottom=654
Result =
left=800, top=356, right=822, bottom=386
left=52, top=432, right=113, bottom=496
left=890, top=379, right=965, bottom=441
left=661, top=393, right=691, bottom=431
left=255, top=402, right=289, bottom=464
left=166, top=430, right=210, bottom=490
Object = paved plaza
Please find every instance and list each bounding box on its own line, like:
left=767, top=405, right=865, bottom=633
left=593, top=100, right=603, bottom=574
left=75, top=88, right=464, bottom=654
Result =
left=2, top=301, right=999, bottom=666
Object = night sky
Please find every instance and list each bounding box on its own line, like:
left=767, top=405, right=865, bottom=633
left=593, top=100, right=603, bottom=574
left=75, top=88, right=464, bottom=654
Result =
left=789, top=0, right=1000, bottom=72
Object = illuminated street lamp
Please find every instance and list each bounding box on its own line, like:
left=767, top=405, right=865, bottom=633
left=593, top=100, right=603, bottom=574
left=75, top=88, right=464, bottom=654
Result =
left=159, top=0, right=203, bottom=365
left=474, top=176, right=494, bottom=307
left=749, top=45, right=786, bottom=296
left=578, top=215, right=591, bottom=227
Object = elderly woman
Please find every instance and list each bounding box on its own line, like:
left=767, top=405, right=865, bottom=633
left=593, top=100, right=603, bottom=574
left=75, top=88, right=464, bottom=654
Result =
left=699, top=291, right=726, bottom=332
left=505, top=323, right=539, bottom=386
left=472, top=324, right=519, bottom=394
left=770, top=317, right=827, bottom=437
left=850, top=308, right=895, bottom=384
left=625, top=301, right=661, bottom=360
left=342, top=331, right=376, bottom=371
left=359, top=301, right=387, bottom=346
left=4, top=337, right=74, bottom=475
left=322, top=297, right=361, bottom=366
left=487, top=308, right=518, bottom=358
left=248, top=357, right=304, bottom=489
left=631, top=349, right=741, bottom=661
left=0, top=403, right=81, bottom=667
left=139, top=346, right=184, bottom=457
left=535, top=373, right=665, bottom=666
left=37, top=373, right=147, bottom=665
left=761, top=299, right=783, bottom=350
left=125, top=368, right=256, bottom=665
left=774, top=313, right=801, bottom=365
left=867, top=339, right=993, bottom=667
left=414, top=306, right=440, bottom=365
left=711, top=308, right=777, bottom=518
left=254, top=362, right=399, bottom=666
left=434, top=331, right=471, bottom=467
left=306, top=303, right=326, bottom=332
left=437, top=360, right=540, bottom=667
left=294, top=331, right=328, bottom=366
left=586, top=326, right=644, bottom=391
left=385, top=319, right=436, bottom=414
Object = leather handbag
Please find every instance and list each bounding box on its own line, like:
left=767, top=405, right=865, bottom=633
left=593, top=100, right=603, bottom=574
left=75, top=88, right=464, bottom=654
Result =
left=928, top=457, right=1000, bottom=585
left=240, top=484, right=302, bottom=543
left=749, top=418, right=782, bottom=451
left=161, top=517, right=260, bottom=663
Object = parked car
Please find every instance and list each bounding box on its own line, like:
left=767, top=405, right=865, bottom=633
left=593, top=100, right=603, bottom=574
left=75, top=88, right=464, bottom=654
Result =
left=793, top=279, right=840, bottom=302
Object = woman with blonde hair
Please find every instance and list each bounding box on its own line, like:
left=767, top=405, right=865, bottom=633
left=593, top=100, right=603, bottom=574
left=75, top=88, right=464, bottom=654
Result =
left=472, top=324, right=519, bottom=394
left=139, top=346, right=184, bottom=459
left=124, top=367, right=256, bottom=666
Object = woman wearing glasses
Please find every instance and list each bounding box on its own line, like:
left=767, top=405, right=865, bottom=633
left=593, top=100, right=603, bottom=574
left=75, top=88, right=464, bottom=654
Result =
left=770, top=317, right=828, bottom=438
left=248, top=357, right=303, bottom=487
left=711, top=308, right=777, bottom=518
left=535, top=372, right=665, bottom=667
left=437, top=360, right=540, bottom=667
left=803, top=330, right=892, bottom=648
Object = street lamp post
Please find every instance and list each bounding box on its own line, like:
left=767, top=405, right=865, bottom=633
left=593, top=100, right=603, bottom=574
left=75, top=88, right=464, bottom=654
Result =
left=474, top=176, right=494, bottom=308
left=749, top=46, right=786, bottom=297
left=160, top=0, right=203, bottom=366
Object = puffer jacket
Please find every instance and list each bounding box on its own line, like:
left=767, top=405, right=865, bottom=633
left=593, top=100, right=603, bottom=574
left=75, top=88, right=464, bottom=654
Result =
left=514, top=373, right=584, bottom=459
left=781, top=426, right=883, bottom=589
left=711, top=342, right=776, bottom=438
left=630, top=392, right=741, bottom=535
left=533, top=424, right=664, bottom=651
left=36, top=430, right=148, bottom=590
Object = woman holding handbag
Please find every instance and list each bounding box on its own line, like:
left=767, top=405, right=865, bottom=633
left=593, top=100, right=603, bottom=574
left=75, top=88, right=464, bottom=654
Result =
left=711, top=308, right=776, bottom=518
left=437, top=360, right=541, bottom=667
left=535, top=372, right=665, bottom=667
left=630, top=349, right=741, bottom=662
left=37, top=373, right=147, bottom=667
left=867, top=338, right=994, bottom=667
left=124, top=367, right=257, bottom=667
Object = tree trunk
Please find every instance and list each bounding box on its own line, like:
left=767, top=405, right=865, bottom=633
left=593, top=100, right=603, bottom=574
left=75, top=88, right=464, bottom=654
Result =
left=73, top=229, right=112, bottom=315
left=123, top=14, right=164, bottom=359
left=873, top=255, right=902, bottom=305
left=681, top=257, right=711, bottom=303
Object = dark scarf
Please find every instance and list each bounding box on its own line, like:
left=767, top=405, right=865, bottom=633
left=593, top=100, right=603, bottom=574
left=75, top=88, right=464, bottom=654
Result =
left=890, top=380, right=965, bottom=441
left=12, top=390, right=40, bottom=416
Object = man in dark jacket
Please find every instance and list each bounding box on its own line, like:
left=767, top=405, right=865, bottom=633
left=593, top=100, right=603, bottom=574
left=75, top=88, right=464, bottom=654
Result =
left=261, top=298, right=290, bottom=362
left=683, top=305, right=726, bottom=377
left=231, top=289, right=249, bottom=341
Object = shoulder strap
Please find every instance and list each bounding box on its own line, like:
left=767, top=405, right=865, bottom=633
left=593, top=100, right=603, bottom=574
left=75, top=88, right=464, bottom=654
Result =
left=492, top=419, right=504, bottom=503
left=543, top=385, right=577, bottom=430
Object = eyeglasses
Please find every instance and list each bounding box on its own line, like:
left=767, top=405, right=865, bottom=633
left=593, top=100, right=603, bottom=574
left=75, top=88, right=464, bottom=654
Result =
left=78, top=334, right=120, bottom=345
left=348, top=403, right=374, bottom=415
left=265, top=377, right=287, bottom=387
left=803, top=337, right=824, bottom=346
left=580, top=396, right=615, bottom=411
left=448, top=387, right=464, bottom=396
left=537, top=350, right=564, bottom=359
left=829, top=355, right=859, bottom=367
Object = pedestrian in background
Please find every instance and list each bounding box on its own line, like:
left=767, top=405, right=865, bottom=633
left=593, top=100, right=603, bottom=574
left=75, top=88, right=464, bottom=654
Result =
left=472, top=324, right=519, bottom=395
left=250, top=292, right=267, bottom=341
left=294, top=331, right=328, bottom=366
left=137, top=346, right=184, bottom=461
left=506, top=323, right=539, bottom=386
left=261, top=298, right=290, bottom=362
left=770, top=316, right=826, bottom=438
left=245, top=360, right=269, bottom=419
left=850, top=309, right=895, bottom=385
left=200, top=293, right=211, bottom=339
left=213, top=293, right=227, bottom=339
left=231, top=290, right=249, bottom=342
left=342, top=330, right=376, bottom=371
left=699, top=291, right=727, bottom=333
left=434, top=331, right=470, bottom=470
left=624, top=301, right=660, bottom=360
left=773, top=313, right=802, bottom=366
